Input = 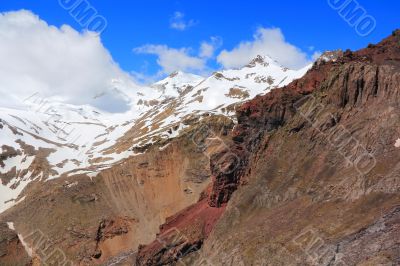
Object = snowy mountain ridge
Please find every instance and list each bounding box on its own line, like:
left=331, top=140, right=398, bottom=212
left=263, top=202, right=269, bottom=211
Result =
left=0, top=55, right=312, bottom=213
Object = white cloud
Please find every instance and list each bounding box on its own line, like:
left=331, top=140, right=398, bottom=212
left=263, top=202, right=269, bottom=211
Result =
left=169, top=12, right=197, bottom=31
left=0, top=10, right=136, bottom=112
left=130, top=70, right=164, bottom=85
left=200, top=37, right=223, bottom=58
left=312, top=51, right=323, bottom=60
left=134, top=45, right=206, bottom=74
left=134, top=37, right=222, bottom=75
left=217, top=27, right=312, bottom=69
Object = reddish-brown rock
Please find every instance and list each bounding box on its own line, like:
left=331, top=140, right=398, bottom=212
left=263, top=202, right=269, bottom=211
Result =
left=136, top=29, right=400, bottom=265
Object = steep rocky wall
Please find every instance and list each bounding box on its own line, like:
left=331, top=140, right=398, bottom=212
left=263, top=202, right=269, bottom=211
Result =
left=0, top=222, right=33, bottom=265
left=189, top=31, right=400, bottom=265
left=136, top=30, right=400, bottom=265
left=0, top=116, right=234, bottom=265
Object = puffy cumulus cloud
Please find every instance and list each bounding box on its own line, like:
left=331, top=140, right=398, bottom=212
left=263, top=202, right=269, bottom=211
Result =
left=0, top=10, right=136, bottom=112
left=169, top=12, right=197, bottom=31
left=200, top=37, right=223, bottom=58
left=217, top=27, right=313, bottom=70
left=134, top=45, right=206, bottom=74
left=134, top=37, right=222, bottom=75
left=133, top=36, right=221, bottom=75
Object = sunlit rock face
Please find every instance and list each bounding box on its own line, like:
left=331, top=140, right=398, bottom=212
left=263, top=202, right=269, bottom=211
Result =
left=137, top=31, right=400, bottom=265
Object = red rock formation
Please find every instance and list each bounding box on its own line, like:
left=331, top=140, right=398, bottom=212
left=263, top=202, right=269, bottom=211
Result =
left=135, top=46, right=337, bottom=266
left=136, top=197, right=225, bottom=265
left=135, top=29, right=400, bottom=265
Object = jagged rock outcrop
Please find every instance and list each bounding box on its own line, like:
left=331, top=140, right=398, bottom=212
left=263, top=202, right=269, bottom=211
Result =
left=0, top=222, right=33, bottom=265
left=136, top=30, right=400, bottom=265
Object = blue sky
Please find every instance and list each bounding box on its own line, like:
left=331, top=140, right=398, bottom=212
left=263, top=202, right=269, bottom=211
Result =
left=0, top=0, right=399, bottom=79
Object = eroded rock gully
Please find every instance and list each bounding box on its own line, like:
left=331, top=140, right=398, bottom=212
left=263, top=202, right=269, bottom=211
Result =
left=136, top=31, right=400, bottom=265
left=0, top=116, right=234, bottom=265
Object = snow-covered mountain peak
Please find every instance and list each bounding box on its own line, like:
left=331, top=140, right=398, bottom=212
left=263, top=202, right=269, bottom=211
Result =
left=151, top=71, right=204, bottom=98
left=245, top=54, right=285, bottom=69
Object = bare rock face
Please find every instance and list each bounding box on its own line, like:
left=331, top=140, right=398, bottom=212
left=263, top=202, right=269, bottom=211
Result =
left=0, top=222, right=32, bottom=265
left=136, top=31, right=400, bottom=265
left=136, top=195, right=226, bottom=266
left=316, top=49, right=344, bottom=65
left=0, top=145, right=21, bottom=168
left=0, top=116, right=233, bottom=265
left=194, top=31, right=400, bottom=265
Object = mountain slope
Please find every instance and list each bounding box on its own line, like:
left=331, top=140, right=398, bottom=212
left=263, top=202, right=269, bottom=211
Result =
left=136, top=30, right=400, bottom=265
left=0, top=54, right=312, bottom=265
left=0, top=55, right=310, bottom=214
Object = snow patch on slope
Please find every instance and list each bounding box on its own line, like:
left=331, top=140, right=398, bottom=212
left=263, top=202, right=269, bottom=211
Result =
left=395, top=138, right=400, bottom=148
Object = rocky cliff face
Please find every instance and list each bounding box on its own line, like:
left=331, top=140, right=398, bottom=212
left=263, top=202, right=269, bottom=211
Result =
left=136, top=30, right=400, bottom=265
left=0, top=222, right=33, bottom=265
left=0, top=116, right=233, bottom=265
